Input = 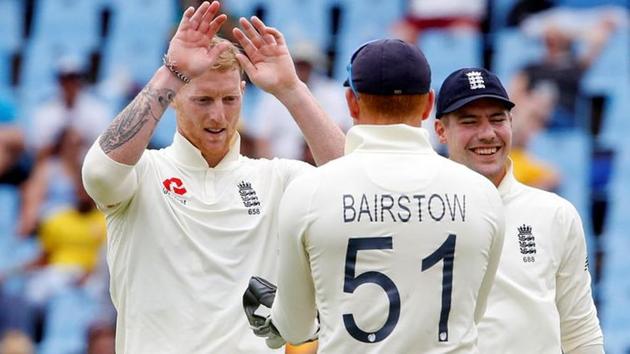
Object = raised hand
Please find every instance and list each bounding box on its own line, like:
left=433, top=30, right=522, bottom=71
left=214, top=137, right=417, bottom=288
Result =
left=232, top=17, right=301, bottom=96
left=166, top=1, right=228, bottom=79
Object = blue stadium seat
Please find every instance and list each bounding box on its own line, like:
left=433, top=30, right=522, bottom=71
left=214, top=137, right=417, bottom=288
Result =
left=100, top=0, right=175, bottom=87
left=528, top=129, right=590, bottom=226
left=599, top=87, right=630, bottom=151
left=0, top=51, right=12, bottom=90
left=0, top=0, right=22, bottom=89
left=100, top=32, right=167, bottom=88
left=222, top=0, right=263, bottom=17
left=0, top=0, right=22, bottom=52
left=600, top=233, right=630, bottom=354
left=31, top=0, right=101, bottom=51
left=602, top=311, right=630, bottom=354
left=108, top=0, right=177, bottom=42
left=419, top=29, right=482, bottom=91
left=333, top=0, right=405, bottom=80
left=491, top=29, right=544, bottom=84
left=583, top=28, right=629, bottom=147
left=598, top=143, right=630, bottom=353
left=241, top=83, right=264, bottom=129
left=18, top=39, right=92, bottom=129
left=604, top=145, right=630, bottom=232
left=582, top=29, right=630, bottom=97
left=0, top=185, right=20, bottom=266
left=264, top=0, right=332, bottom=49
left=20, top=38, right=92, bottom=92
left=0, top=88, right=16, bottom=118
left=0, top=237, right=42, bottom=298
left=38, top=288, right=98, bottom=354
left=555, top=0, right=628, bottom=8
left=489, top=0, right=519, bottom=32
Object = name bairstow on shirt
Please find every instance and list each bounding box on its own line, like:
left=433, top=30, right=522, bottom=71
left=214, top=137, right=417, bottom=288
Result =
left=342, top=193, right=466, bottom=223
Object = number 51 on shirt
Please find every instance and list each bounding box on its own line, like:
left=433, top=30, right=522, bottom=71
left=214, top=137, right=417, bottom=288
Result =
left=343, top=234, right=456, bottom=343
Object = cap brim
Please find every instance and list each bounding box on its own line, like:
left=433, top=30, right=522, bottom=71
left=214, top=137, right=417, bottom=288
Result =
left=439, top=94, right=515, bottom=117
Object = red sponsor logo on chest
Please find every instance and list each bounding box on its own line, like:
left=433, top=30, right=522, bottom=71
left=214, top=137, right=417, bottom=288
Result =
left=163, top=177, right=187, bottom=196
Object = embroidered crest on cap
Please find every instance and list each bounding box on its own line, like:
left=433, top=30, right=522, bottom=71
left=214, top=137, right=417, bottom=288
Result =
left=466, top=71, right=485, bottom=90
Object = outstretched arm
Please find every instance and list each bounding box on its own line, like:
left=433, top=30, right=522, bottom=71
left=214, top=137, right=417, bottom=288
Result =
left=100, top=1, right=228, bottom=165
left=578, top=19, right=616, bottom=71
left=233, top=17, right=345, bottom=166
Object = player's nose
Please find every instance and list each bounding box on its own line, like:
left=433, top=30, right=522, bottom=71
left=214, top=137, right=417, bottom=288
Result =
left=206, top=102, right=226, bottom=123
left=476, top=119, right=497, bottom=142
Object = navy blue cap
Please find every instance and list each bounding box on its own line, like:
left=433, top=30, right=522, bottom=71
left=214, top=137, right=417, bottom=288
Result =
left=436, top=68, right=515, bottom=118
left=343, top=39, right=431, bottom=95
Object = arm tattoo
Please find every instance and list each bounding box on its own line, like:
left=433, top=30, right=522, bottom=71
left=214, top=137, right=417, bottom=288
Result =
left=99, top=87, right=176, bottom=154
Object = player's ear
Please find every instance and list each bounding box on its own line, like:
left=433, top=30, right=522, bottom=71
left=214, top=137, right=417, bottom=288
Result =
left=421, top=90, right=435, bottom=121
left=345, top=89, right=360, bottom=120
left=434, top=118, right=448, bottom=144
left=240, top=80, right=246, bottom=94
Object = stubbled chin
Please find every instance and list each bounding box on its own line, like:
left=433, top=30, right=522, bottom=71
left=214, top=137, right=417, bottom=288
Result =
left=200, top=142, right=229, bottom=161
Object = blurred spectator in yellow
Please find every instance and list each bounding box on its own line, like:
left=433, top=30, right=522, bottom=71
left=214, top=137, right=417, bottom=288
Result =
left=8, top=174, right=106, bottom=307
left=0, top=330, right=34, bottom=354
left=510, top=9, right=620, bottom=129
left=393, top=0, right=484, bottom=43
left=29, top=57, right=110, bottom=161
left=251, top=41, right=351, bottom=160
left=1, top=130, right=106, bottom=340
left=32, top=180, right=105, bottom=282
left=0, top=171, right=106, bottom=342
left=18, top=128, right=84, bottom=236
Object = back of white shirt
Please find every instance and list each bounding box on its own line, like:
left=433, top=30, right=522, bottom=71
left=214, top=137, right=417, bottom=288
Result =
left=271, top=125, right=504, bottom=353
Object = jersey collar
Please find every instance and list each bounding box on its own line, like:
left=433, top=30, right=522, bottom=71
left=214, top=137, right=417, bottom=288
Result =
left=345, top=124, right=436, bottom=155
left=497, top=158, right=524, bottom=201
left=168, top=131, right=241, bottom=170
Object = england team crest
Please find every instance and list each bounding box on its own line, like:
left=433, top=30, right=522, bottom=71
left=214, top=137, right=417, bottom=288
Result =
left=517, top=224, right=536, bottom=263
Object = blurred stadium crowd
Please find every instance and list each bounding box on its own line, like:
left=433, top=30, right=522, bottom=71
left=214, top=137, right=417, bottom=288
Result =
left=0, top=0, right=628, bottom=353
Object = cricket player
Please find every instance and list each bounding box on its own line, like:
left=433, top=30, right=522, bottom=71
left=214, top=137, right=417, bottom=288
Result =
left=247, top=39, right=505, bottom=353
left=434, top=67, right=603, bottom=354
left=81, top=2, right=344, bottom=353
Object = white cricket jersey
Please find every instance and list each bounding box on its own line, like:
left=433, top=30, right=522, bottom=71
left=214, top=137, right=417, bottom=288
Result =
left=270, top=124, right=505, bottom=354
left=82, top=132, right=311, bottom=354
left=478, top=162, right=603, bottom=354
